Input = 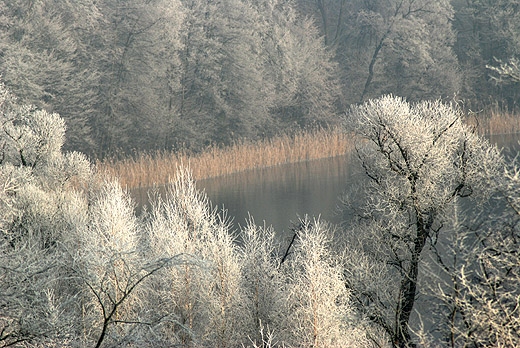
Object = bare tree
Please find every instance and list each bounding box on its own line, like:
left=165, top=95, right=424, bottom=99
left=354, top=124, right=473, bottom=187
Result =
left=424, top=160, right=519, bottom=347
left=452, top=0, right=520, bottom=106
left=299, top=0, right=460, bottom=104
left=341, top=95, right=503, bottom=347
left=282, top=217, right=377, bottom=347
left=487, top=57, right=520, bottom=84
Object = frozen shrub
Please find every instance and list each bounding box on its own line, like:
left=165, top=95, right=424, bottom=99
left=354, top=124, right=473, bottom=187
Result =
left=145, top=168, right=246, bottom=347
left=282, top=217, right=375, bottom=347
left=0, top=82, right=92, bottom=346
left=240, top=219, right=286, bottom=345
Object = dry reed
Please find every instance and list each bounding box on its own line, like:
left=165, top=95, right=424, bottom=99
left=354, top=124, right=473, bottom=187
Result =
left=97, top=128, right=355, bottom=189
left=97, top=110, right=520, bottom=190
left=465, top=109, right=520, bottom=136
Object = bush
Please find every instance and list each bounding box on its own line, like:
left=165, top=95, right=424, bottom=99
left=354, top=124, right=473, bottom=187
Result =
left=0, top=81, right=383, bottom=347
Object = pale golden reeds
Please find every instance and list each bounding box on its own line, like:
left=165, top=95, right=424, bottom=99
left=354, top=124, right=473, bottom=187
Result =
left=96, top=128, right=355, bottom=189
left=464, top=107, right=520, bottom=136
left=97, top=110, right=520, bottom=190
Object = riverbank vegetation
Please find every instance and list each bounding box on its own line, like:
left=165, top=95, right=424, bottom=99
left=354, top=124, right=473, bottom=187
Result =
left=96, top=127, right=354, bottom=189
left=2, top=0, right=520, bottom=345
left=473, top=109, right=520, bottom=136
left=2, top=80, right=519, bottom=347
left=0, top=84, right=379, bottom=347
left=97, top=108, right=520, bottom=189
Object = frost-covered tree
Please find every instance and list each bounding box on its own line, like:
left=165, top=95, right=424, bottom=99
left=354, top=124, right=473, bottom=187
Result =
left=239, top=220, right=286, bottom=346
left=252, top=0, right=341, bottom=131
left=0, top=81, right=92, bottom=346
left=0, top=0, right=100, bottom=154
left=62, top=179, right=183, bottom=348
left=0, top=0, right=342, bottom=156
left=144, top=169, right=247, bottom=347
left=86, top=0, right=185, bottom=155
left=143, top=172, right=378, bottom=347
left=1, top=78, right=398, bottom=347
left=169, top=0, right=268, bottom=148
left=487, top=57, right=520, bottom=85
left=0, top=81, right=91, bottom=250
left=295, top=0, right=347, bottom=47
left=0, top=81, right=176, bottom=347
left=424, top=161, right=519, bottom=347
left=282, top=217, right=376, bottom=347
left=457, top=165, right=520, bottom=346
left=452, top=0, right=520, bottom=104
left=299, top=0, right=461, bottom=103
left=169, top=0, right=340, bottom=147
left=341, top=95, right=503, bottom=347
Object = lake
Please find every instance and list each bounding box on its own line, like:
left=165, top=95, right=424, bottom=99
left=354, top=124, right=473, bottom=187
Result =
left=130, top=133, right=519, bottom=341
left=132, top=134, right=519, bottom=239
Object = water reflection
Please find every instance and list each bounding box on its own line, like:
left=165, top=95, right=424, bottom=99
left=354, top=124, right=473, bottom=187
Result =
left=197, top=153, right=362, bottom=234
left=131, top=133, right=519, bottom=238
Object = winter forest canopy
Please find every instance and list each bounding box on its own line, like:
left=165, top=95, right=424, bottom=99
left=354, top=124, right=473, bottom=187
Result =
left=0, top=0, right=519, bottom=158
left=2, top=81, right=520, bottom=347
left=1, top=0, right=520, bottom=347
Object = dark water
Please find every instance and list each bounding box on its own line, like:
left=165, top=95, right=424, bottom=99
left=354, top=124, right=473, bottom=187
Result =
left=196, top=153, right=361, bottom=234
left=132, top=134, right=519, bottom=237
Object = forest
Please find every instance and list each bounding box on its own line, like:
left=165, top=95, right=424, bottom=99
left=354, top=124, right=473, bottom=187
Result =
left=1, top=83, right=520, bottom=347
left=0, top=0, right=519, bottom=158
left=1, top=0, right=520, bottom=347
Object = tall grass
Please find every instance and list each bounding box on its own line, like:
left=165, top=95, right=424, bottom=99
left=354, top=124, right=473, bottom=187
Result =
left=97, top=128, right=354, bottom=189
left=97, top=110, right=520, bottom=190
left=465, top=108, right=520, bottom=135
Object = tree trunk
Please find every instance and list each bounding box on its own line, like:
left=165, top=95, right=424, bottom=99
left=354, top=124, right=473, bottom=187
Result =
left=360, top=33, right=387, bottom=102
left=316, top=0, right=328, bottom=45
left=395, top=219, right=428, bottom=347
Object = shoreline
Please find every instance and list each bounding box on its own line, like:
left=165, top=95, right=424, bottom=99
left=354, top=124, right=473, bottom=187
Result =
left=97, top=127, right=354, bottom=189
left=97, top=112, right=520, bottom=190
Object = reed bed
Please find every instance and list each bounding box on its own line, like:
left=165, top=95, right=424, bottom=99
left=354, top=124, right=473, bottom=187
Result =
left=466, top=109, right=520, bottom=136
left=97, top=110, right=520, bottom=190
left=97, top=128, right=355, bottom=189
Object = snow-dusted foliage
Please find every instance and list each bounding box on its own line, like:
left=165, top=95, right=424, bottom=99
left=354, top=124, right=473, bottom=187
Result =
left=144, top=168, right=246, bottom=347
left=3, top=79, right=517, bottom=348
left=0, top=86, right=374, bottom=346
left=281, top=217, right=375, bottom=347
left=239, top=220, right=286, bottom=346
left=11, top=78, right=517, bottom=347
left=342, top=95, right=505, bottom=347
left=0, top=84, right=375, bottom=345
left=0, top=81, right=93, bottom=346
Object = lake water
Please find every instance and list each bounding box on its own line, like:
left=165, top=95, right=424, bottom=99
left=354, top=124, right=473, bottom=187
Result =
left=196, top=153, right=359, bottom=234
left=130, top=133, right=519, bottom=341
left=132, top=134, right=519, bottom=238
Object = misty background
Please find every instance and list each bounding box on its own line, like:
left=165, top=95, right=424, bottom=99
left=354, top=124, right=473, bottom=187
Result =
left=1, top=0, right=518, bottom=158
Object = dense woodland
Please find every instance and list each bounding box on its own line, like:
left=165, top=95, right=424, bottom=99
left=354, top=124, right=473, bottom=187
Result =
left=1, top=83, right=520, bottom=347
left=1, top=0, right=520, bottom=347
left=0, top=0, right=519, bottom=157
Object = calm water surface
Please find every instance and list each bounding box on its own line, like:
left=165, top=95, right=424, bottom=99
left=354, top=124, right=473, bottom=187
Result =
left=197, top=153, right=360, bottom=234
left=133, top=134, right=519, bottom=238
